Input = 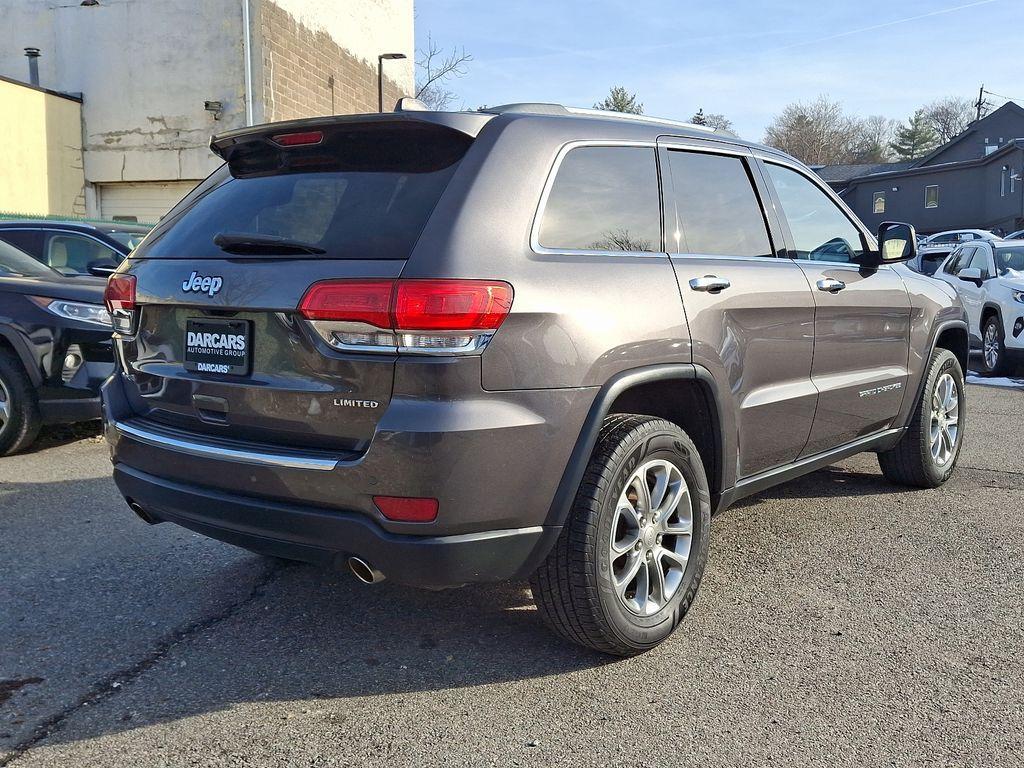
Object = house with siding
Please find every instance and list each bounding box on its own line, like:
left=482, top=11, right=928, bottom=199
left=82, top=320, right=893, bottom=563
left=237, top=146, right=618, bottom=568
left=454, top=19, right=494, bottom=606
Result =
left=815, top=102, right=1024, bottom=236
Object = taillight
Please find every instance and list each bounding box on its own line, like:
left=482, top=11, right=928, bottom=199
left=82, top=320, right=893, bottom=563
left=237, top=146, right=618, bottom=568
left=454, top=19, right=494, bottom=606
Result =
left=104, top=274, right=137, bottom=334
left=393, top=280, right=512, bottom=331
left=298, top=279, right=513, bottom=355
left=298, top=280, right=393, bottom=326
left=104, top=274, right=136, bottom=312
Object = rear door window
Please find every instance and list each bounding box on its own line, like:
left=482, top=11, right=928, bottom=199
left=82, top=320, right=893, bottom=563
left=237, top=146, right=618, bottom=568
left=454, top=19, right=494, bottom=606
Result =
left=0, top=229, right=44, bottom=258
left=537, top=146, right=661, bottom=252
left=134, top=123, right=472, bottom=261
left=663, top=150, right=772, bottom=257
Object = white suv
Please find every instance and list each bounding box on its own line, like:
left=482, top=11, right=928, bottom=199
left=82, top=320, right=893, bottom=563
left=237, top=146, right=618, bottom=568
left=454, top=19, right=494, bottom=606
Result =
left=936, top=239, right=1024, bottom=374
left=915, top=229, right=1000, bottom=276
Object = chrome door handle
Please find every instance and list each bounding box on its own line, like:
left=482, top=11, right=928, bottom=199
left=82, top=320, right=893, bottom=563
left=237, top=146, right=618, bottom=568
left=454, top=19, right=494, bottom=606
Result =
left=689, top=275, right=731, bottom=292
left=816, top=277, right=846, bottom=293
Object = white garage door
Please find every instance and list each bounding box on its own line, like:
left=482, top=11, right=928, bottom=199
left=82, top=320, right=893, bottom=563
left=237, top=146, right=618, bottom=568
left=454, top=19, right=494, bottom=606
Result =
left=98, top=181, right=200, bottom=224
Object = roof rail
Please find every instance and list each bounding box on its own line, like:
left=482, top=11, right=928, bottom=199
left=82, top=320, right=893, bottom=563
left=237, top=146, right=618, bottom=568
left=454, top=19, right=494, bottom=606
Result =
left=564, top=106, right=719, bottom=134
left=479, top=103, right=733, bottom=136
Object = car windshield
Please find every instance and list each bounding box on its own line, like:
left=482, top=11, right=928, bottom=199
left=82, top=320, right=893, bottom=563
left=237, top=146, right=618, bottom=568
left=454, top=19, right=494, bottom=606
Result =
left=994, top=247, right=1024, bottom=277
left=0, top=238, right=58, bottom=278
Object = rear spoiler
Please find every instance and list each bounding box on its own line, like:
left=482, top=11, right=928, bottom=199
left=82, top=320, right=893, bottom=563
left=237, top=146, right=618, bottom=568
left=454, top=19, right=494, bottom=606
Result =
left=210, top=110, right=494, bottom=160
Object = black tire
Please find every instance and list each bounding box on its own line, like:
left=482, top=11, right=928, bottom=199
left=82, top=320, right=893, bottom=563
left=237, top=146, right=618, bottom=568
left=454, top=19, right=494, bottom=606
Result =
left=530, top=414, right=712, bottom=656
left=0, top=349, right=41, bottom=456
left=979, top=313, right=1009, bottom=376
left=878, top=348, right=964, bottom=488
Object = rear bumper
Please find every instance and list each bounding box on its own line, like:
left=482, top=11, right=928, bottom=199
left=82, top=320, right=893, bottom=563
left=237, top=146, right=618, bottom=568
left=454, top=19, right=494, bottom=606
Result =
left=114, top=463, right=556, bottom=589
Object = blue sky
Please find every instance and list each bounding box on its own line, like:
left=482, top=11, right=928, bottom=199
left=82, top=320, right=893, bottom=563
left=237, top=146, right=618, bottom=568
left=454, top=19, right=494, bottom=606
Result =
left=414, top=0, right=1024, bottom=140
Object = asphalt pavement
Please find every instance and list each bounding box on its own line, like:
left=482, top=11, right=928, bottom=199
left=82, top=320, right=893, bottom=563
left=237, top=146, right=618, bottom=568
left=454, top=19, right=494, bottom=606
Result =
left=1, top=383, right=1022, bottom=767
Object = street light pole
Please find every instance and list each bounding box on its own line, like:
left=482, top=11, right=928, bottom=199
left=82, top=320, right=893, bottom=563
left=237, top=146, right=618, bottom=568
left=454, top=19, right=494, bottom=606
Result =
left=378, top=53, right=407, bottom=113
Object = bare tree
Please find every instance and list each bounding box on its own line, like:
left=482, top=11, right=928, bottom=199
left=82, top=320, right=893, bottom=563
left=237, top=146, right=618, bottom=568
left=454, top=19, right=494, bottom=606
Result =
left=764, top=96, right=875, bottom=166
left=851, top=115, right=897, bottom=163
left=594, top=86, right=643, bottom=114
left=415, top=34, right=472, bottom=110
left=920, top=96, right=975, bottom=144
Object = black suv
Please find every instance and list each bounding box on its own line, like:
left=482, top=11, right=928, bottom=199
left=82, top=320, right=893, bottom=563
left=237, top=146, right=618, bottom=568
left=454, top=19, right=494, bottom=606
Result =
left=102, top=104, right=968, bottom=654
left=0, top=239, right=114, bottom=454
left=0, top=220, right=140, bottom=277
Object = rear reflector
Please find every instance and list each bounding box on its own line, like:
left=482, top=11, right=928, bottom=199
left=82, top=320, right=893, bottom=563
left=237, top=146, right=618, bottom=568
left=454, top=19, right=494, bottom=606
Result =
left=104, top=274, right=137, bottom=313
left=373, top=496, right=439, bottom=522
left=271, top=130, right=324, bottom=147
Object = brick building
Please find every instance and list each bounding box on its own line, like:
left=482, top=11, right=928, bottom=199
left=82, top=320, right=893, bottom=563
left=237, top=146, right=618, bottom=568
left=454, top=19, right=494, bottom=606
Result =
left=0, top=0, right=414, bottom=222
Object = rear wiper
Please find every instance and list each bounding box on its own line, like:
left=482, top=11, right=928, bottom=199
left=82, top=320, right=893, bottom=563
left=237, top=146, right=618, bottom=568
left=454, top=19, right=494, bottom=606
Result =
left=213, top=232, right=326, bottom=255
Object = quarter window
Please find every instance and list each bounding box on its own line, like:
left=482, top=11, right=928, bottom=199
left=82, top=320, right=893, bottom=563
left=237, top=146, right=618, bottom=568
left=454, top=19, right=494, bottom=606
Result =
left=538, top=146, right=661, bottom=252
left=925, top=185, right=939, bottom=209
left=663, top=150, right=772, bottom=258
left=872, top=192, right=885, bottom=214
left=765, top=163, right=865, bottom=263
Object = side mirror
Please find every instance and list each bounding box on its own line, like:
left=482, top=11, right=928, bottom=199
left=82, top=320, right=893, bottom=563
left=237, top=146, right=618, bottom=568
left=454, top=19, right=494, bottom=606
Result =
left=87, top=260, right=117, bottom=278
left=957, top=266, right=983, bottom=285
left=876, top=221, right=917, bottom=264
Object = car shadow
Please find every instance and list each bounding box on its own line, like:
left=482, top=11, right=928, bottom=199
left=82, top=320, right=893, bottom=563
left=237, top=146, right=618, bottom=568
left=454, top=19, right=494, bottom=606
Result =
left=1, top=477, right=615, bottom=752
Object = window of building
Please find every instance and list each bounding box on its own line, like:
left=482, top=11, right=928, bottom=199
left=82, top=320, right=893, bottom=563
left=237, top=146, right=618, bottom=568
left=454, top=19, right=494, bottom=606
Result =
left=872, top=192, right=886, bottom=214
left=663, top=150, right=772, bottom=257
left=765, top=163, right=865, bottom=263
left=924, top=185, right=939, bottom=209
left=537, top=146, right=661, bottom=252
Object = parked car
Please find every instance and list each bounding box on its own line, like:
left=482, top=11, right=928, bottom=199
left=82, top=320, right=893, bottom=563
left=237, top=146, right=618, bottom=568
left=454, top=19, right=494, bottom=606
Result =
left=89, top=222, right=152, bottom=251
left=0, top=238, right=115, bottom=455
left=101, top=103, right=968, bottom=655
left=1004, top=229, right=1024, bottom=240
left=912, top=229, right=1001, bottom=276
left=0, top=220, right=134, bottom=278
left=933, top=238, right=1024, bottom=374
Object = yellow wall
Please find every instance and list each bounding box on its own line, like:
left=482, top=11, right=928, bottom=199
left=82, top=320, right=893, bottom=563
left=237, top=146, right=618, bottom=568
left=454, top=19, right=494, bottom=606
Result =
left=0, top=78, right=85, bottom=217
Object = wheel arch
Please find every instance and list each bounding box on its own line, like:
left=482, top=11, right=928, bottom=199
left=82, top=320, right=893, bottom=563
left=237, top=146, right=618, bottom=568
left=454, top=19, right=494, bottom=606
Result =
left=544, top=364, right=729, bottom=529
left=0, top=324, right=42, bottom=387
left=981, top=301, right=1003, bottom=329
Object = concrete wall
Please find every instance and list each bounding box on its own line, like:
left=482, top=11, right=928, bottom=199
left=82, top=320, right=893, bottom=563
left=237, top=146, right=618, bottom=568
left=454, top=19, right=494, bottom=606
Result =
left=253, top=0, right=414, bottom=123
left=0, top=0, right=247, bottom=189
left=0, top=77, right=85, bottom=217
left=0, top=0, right=415, bottom=218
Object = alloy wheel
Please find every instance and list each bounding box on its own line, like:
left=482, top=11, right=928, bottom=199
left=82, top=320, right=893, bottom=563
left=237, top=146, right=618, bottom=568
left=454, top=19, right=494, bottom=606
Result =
left=929, top=372, right=959, bottom=467
left=983, top=321, right=1000, bottom=370
left=0, top=377, right=10, bottom=436
left=609, top=459, right=693, bottom=616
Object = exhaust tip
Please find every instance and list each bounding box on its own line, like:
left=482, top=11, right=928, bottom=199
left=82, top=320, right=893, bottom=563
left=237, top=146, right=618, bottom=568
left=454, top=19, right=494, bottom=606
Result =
left=348, top=556, right=385, bottom=585
left=125, top=498, right=156, bottom=525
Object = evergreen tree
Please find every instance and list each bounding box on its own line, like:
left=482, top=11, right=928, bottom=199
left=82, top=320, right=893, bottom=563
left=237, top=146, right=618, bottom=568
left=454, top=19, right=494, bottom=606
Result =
left=594, top=86, right=643, bottom=114
left=889, top=110, right=939, bottom=161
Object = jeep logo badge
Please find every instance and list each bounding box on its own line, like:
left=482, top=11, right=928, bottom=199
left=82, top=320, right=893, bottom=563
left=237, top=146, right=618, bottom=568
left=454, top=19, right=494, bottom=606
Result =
left=182, top=271, right=224, bottom=297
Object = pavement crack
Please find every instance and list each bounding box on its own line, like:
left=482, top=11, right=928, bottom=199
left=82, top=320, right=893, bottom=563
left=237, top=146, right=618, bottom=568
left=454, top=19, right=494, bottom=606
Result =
left=0, top=560, right=289, bottom=767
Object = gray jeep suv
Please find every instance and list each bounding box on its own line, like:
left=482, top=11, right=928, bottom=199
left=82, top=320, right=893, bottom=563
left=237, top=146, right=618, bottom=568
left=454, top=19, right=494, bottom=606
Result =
left=101, top=103, right=968, bottom=655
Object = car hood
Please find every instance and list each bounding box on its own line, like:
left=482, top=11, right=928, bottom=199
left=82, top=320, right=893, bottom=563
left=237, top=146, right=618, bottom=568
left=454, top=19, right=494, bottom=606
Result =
left=0, top=274, right=106, bottom=303
left=999, top=277, right=1024, bottom=291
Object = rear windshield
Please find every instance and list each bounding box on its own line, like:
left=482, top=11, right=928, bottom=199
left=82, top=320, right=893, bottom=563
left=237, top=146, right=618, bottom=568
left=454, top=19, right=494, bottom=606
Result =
left=134, top=123, right=472, bottom=260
